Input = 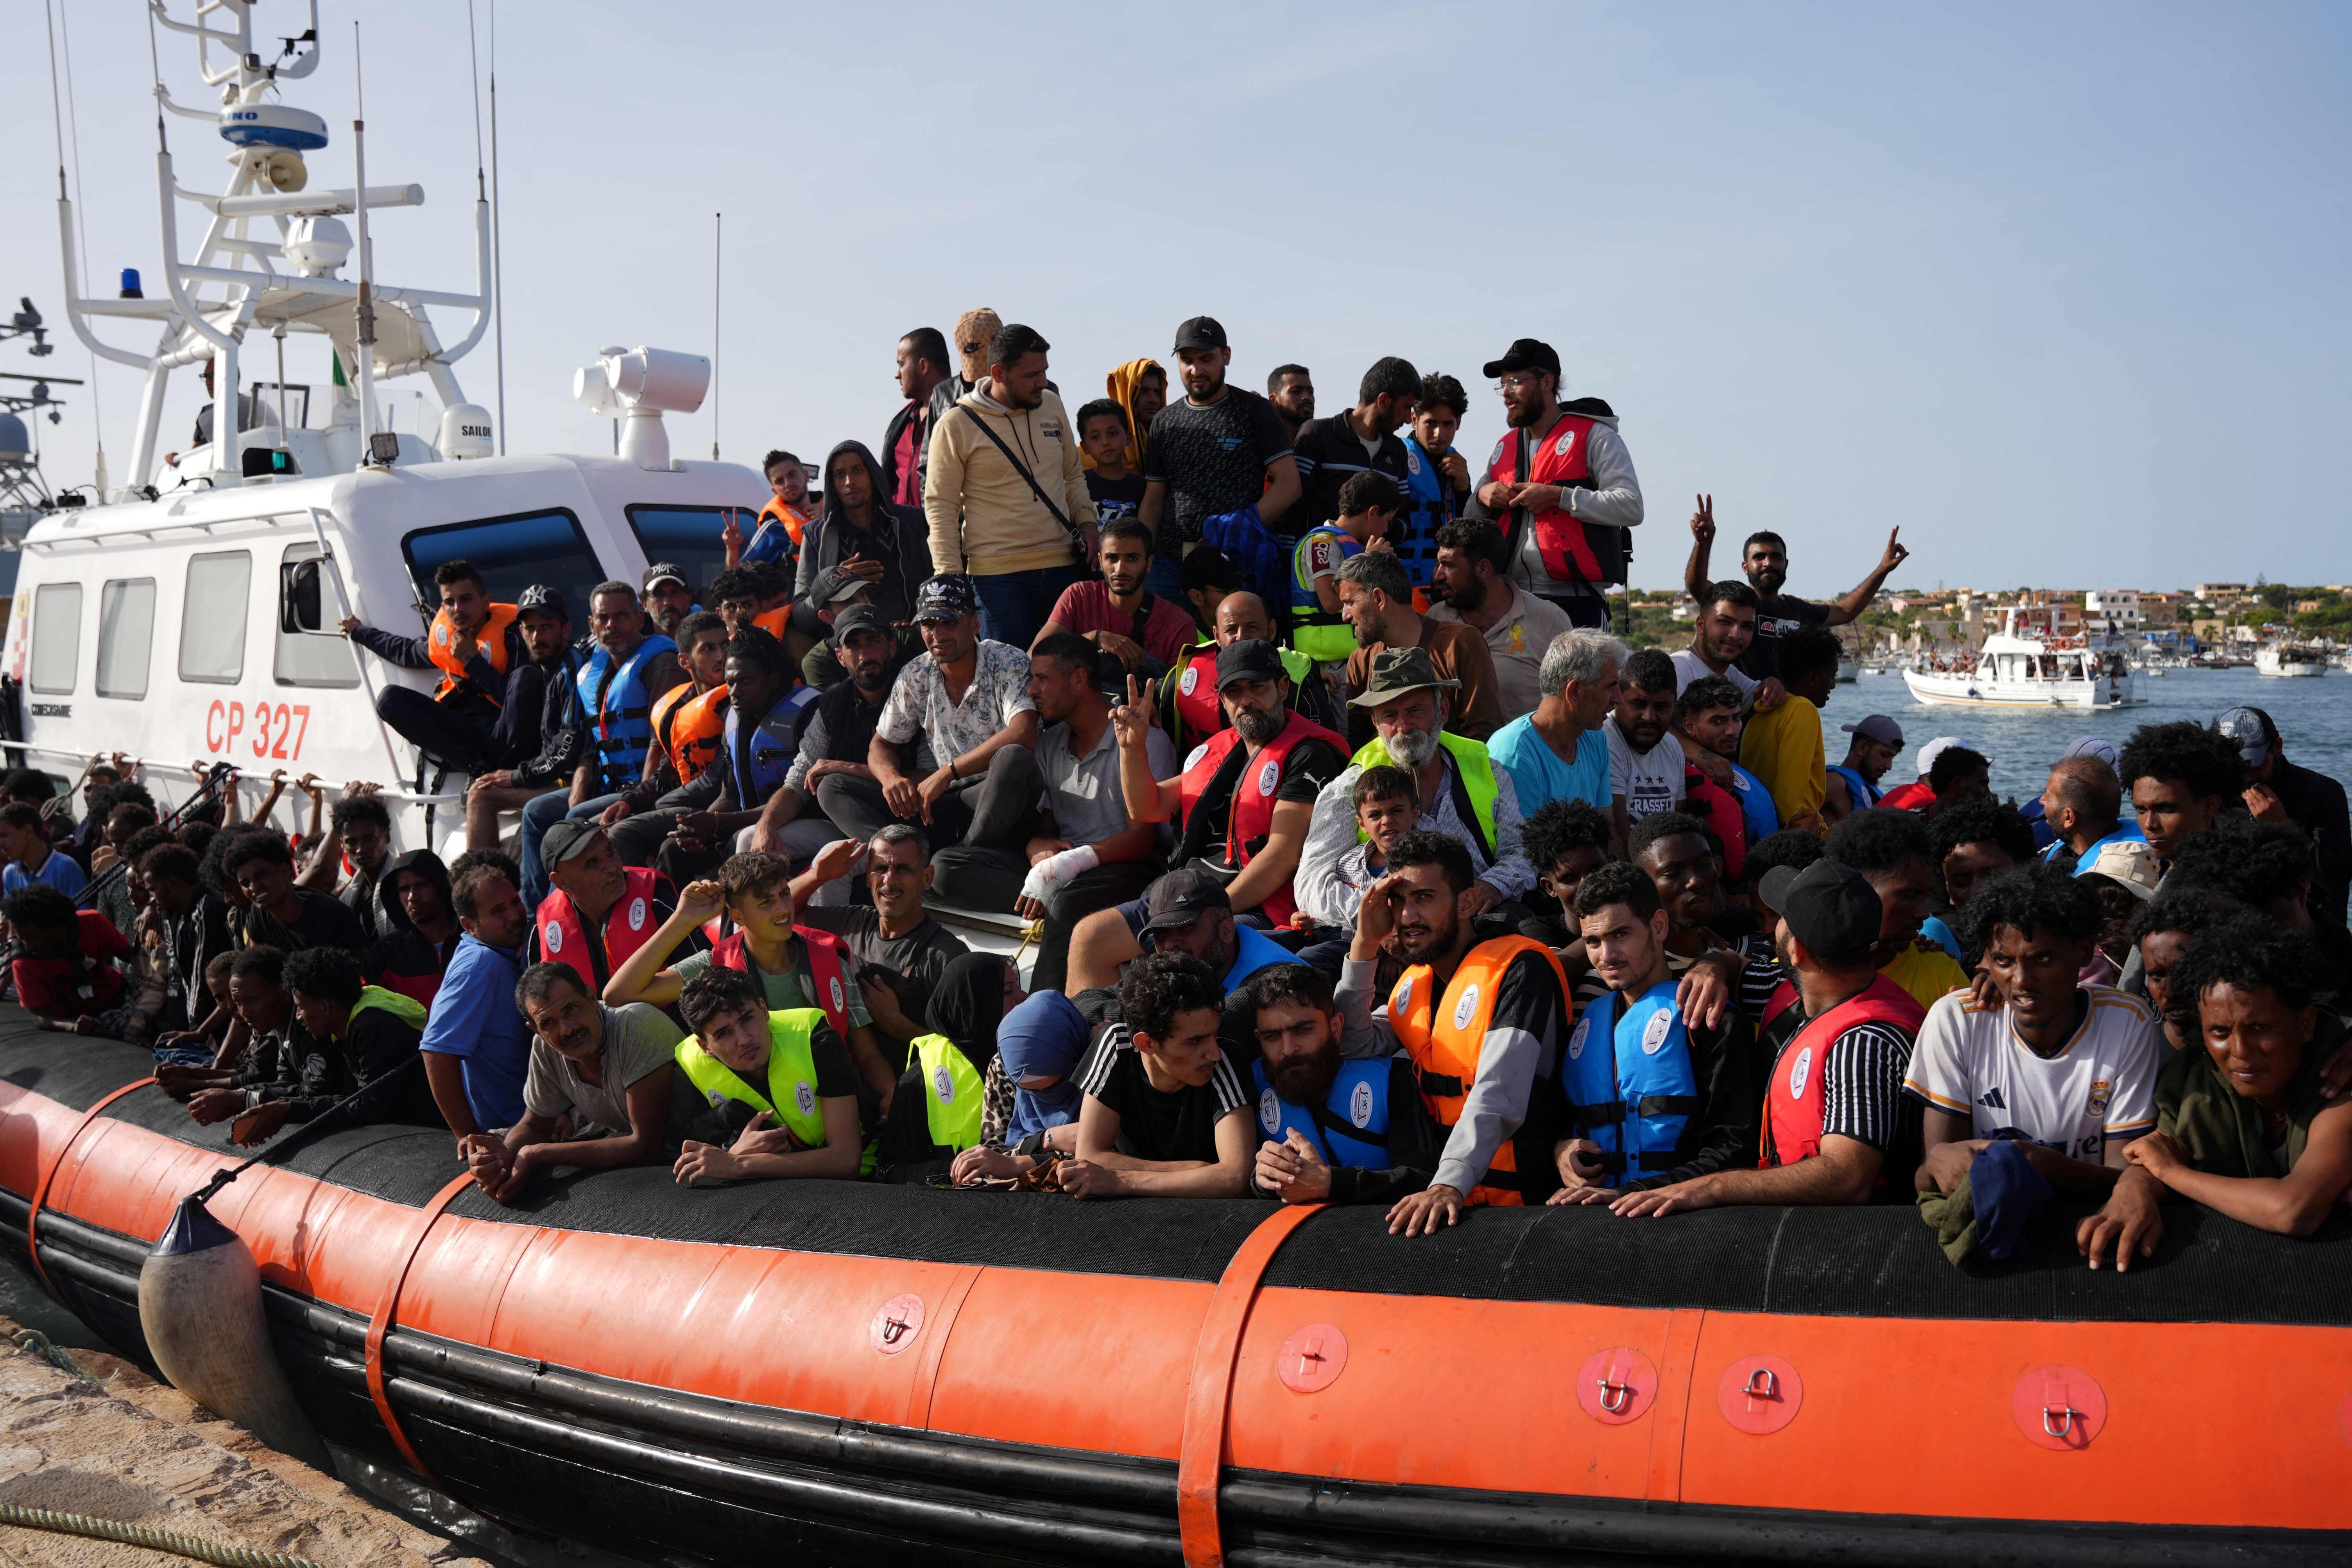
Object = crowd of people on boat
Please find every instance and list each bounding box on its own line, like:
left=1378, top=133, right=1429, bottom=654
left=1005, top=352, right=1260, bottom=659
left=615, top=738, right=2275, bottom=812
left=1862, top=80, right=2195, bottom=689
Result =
left=6, top=314, right=2352, bottom=1258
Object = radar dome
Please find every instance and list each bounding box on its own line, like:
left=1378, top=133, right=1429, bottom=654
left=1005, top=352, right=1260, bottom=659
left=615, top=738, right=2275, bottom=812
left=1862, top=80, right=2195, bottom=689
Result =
left=0, top=413, right=29, bottom=464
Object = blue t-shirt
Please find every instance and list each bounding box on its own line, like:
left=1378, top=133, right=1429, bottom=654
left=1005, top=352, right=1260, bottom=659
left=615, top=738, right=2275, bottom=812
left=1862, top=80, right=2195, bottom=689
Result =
left=4, top=851, right=86, bottom=900
left=1920, top=915, right=1963, bottom=961
left=419, top=935, right=531, bottom=1130
left=1487, top=715, right=1610, bottom=814
left=1728, top=762, right=1781, bottom=842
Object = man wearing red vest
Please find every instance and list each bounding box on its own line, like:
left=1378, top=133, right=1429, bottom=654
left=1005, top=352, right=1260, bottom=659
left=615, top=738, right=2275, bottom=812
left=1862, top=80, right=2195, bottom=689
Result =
left=1116, top=639, right=1348, bottom=928
left=1465, top=338, right=1644, bottom=631
left=1607, top=858, right=1926, bottom=1217
left=525, top=821, right=677, bottom=995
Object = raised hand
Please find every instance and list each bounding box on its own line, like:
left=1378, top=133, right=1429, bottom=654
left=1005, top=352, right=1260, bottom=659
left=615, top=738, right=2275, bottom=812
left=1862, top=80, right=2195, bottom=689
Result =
left=1690, top=493, right=1715, bottom=546
left=676, top=878, right=727, bottom=926
left=1112, top=676, right=1153, bottom=751
left=809, top=837, right=867, bottom=887
left=1878, top=527, right=1908, bottom=575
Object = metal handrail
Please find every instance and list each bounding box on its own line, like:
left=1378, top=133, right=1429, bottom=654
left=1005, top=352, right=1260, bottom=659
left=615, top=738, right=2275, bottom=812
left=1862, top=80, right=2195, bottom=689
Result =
left=0, top=747, right=462, bottom=807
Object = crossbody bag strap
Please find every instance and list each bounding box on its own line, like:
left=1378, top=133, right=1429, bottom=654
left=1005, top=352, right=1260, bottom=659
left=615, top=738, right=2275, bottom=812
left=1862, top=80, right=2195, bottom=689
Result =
left=954, top=405, right=1086, bottom=560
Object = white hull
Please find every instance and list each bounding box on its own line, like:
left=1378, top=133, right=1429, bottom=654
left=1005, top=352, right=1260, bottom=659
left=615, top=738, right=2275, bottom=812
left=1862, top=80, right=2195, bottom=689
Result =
left=1902, top=668, right=2137, bottom=709
left=2255, top=650, right=2328, bottom=678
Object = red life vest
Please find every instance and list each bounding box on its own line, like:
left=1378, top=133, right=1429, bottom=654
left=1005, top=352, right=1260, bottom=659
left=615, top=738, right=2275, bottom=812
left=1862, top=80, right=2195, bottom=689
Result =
left=1759, top=973, right=1925, bottom=1169
left=535, top=866, right=663, bottom=994
left=427, top=602, right=519, bottom=704
left=1175, top=709, right=1341, bottom=926
left=711, top=925, right=854, bottom=1041
left=1164, top=646, right=1224, bottom=751
left=1484, top=414, right=1605, bottom=586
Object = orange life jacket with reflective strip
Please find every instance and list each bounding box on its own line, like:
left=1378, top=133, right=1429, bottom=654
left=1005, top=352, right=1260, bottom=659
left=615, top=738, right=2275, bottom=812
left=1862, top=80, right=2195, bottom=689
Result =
left=652, top=683, right=729, bottom=785
left=1386, top=935, right=1570, bottom=1206
left=427, top=602, right=519, bottom=704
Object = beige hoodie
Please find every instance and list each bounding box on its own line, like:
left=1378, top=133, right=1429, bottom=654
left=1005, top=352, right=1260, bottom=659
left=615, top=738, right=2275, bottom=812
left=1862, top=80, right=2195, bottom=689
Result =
left=923, top=386, right=1095, bottom=577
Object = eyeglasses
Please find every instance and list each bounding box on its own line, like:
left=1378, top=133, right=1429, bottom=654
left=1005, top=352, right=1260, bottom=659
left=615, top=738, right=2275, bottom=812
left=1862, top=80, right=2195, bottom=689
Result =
left=1496, top=373, right=1546, bottom=392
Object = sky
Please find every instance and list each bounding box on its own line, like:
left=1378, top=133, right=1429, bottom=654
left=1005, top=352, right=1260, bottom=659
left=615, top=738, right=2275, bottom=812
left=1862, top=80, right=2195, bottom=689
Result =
left=7, top=1, right=2349, bottom=596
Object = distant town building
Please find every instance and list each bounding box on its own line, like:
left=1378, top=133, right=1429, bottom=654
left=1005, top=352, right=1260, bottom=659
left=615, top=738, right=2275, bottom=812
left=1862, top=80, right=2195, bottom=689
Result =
left=2084, top=590, right=2142, bottom=634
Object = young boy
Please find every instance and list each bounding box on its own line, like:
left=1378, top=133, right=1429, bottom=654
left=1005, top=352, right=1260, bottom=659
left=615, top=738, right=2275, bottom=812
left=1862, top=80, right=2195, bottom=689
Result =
left=1521, top=798, right=1615, bottom=950
left=1288, top=473, right=1402, bottom=668
left=669, top=966, right=867, bottom=1186
left=0, top=802, right=86, bottom=899
left=1906, top=863, right=2161, bottom=1199
left=603, top=852, right=897, bottom=1116
left=1076, top=399, right=1146, bottom=522
left=2081, top=919, right=2352, bottom=1265
left=1297, top=765, right=1421, bottom=931
left=1063, top=952, right=1252, bottom=1198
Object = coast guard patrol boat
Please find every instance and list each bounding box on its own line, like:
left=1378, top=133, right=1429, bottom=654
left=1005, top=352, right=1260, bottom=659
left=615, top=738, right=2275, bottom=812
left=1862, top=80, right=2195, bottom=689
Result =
left=6, top=3, right=766, bottom=859
left=1901, top=606, right=2141, bottom=710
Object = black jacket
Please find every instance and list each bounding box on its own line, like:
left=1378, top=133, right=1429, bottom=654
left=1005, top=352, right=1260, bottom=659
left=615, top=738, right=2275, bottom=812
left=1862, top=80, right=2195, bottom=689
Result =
left=879, top=398, right=930, bottom=511
left=513, top=649, right=590, bottom=789
left=794, top=440, right=931, bottom=631
left=2271, top=754, right=2352, bottom=923
left=352, top=618, right=548, bottom=766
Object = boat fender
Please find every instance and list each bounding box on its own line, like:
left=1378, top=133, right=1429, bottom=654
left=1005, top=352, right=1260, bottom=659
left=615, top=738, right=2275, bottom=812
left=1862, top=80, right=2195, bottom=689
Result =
left=137, top=1193, right=331, bottom=1470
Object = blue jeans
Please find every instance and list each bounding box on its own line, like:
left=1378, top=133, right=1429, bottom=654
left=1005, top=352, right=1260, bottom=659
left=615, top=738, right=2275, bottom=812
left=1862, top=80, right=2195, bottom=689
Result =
left=519, top=789, right=623, bottom=909
left=970, top=564, right=1086, bottom=650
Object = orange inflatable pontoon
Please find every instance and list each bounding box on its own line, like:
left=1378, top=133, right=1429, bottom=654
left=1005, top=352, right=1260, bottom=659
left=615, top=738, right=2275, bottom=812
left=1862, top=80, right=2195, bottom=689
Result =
left=3, top=1019, right=2348, bottom=1566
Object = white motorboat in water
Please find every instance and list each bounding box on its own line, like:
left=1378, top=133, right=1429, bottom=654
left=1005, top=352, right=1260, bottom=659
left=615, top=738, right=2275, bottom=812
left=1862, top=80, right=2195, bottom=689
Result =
left=2256, top=644, right=2329, bottom=678
left=1902, top=609, right=2139, bottom=709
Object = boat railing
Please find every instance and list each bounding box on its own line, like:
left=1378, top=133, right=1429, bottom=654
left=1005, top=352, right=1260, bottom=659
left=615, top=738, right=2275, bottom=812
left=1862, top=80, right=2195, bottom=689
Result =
left=0, top=746, right=464, bottom=808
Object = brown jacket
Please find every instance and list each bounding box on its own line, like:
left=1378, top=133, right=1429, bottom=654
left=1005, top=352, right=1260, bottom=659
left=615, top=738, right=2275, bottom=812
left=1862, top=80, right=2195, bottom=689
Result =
left=1343, top=619, right=1505, bottom=751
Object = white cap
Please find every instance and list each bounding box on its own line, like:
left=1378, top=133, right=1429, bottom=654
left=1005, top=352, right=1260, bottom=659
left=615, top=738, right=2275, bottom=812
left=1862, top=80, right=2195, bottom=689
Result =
left=1916, top=736, right=1964, bottom=778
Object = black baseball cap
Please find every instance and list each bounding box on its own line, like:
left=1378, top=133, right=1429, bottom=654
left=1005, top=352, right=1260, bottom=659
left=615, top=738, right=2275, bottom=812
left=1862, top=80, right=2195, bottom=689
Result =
left=516, top=584, right=568, bottom=621
left=1757, top=860, right=1882, bottom=967
left=1215, top=638, right=1285, bottom=690
left=1481, top=338, right=1562, bottom=379
left=912, top=574, right=977, bottom=624
left=831, top=604, right=891, bottom=644
left=539, top=819, right=607, bottom=870
left=1141, top=866, right=1233, bottom=934
left=641, top=562, right=688, bottom=593
left=1173, top=315, right=1229, bottom=352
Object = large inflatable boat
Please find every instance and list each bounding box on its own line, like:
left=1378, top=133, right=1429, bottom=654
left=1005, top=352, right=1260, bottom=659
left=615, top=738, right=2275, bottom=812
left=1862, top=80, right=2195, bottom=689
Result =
left=2, top=1015, right=2347, bottom=1566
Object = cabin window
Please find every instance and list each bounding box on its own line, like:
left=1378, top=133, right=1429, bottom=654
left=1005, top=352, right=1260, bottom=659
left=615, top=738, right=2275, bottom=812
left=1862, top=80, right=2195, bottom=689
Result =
left=402, top=510, right=604, bottom=623
left=95, top=579, right=158, bottom=700
left=28, top=583, right=82, bottom=695
left=274, top=542, right=360, bottom=688
left=625, top=504, right=761, bottom=607
left=179, top=551, right=252, bottom=684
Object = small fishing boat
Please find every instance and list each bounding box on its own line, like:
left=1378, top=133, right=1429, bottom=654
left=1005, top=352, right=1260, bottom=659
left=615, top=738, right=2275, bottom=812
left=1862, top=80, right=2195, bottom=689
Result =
left=2256, top=644, right=2329, bottom=678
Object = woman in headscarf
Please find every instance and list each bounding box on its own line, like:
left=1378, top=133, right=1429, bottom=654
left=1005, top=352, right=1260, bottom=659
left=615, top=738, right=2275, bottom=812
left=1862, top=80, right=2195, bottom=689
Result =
left=949, top=987, right=1093, bottom=1186
left=871, top=953, right=1024, bottom=1182
left=1092, top=359, right=1167, bottom=474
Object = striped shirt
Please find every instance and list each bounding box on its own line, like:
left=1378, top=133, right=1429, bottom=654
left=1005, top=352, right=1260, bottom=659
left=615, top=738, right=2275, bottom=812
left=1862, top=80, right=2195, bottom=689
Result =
left=1077, top=1023, right=1248, bottom=1165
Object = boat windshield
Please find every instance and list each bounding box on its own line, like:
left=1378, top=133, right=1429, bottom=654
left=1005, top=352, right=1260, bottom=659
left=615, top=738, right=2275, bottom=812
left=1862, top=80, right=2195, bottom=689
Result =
left=402, top=510, right=607, bottom=619
left=625, top=504, right=760, bottom=606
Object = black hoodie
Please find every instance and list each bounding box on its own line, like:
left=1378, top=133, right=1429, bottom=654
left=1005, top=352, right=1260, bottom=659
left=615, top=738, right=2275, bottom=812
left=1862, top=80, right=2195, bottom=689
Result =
left=360, top=849, right=460, bottom=1007
left=792, top=439, right=930, bottom=630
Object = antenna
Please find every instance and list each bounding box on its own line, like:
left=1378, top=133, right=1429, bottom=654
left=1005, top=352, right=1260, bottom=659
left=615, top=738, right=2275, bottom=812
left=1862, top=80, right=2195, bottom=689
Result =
left=487, top=0, right=506, bottom=455
left=351, top=20, right=378, bottom=462
left=711, top=211, right=722, bottom=462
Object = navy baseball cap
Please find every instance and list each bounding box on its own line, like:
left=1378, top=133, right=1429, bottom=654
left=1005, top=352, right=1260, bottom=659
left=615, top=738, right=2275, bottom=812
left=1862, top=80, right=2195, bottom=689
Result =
left=516, top=584, right=568, bottom=621
left=912, top=575, right=977, bottom=624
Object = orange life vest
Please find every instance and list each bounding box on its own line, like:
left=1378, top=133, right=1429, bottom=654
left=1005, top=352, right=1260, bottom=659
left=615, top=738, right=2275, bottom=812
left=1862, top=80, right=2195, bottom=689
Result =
left=1386, top=935, right=1570, bottom=1205
left=758, top=496, right=813, bottom=549
left=1758, top=974, right=1925, bottom=1170
left=535, top=866, right=663, bottom=994
left=752, top=606, right=794, bottom=643
left=1484, top=414, right=1609, bottom=587
left=652, top=683, right=729, bottom=785
left=427, top=602, right=519, bottom=704
left=1175, top=709, right=1341, bottom=927
left=711, top=925, right=854, bottom=1041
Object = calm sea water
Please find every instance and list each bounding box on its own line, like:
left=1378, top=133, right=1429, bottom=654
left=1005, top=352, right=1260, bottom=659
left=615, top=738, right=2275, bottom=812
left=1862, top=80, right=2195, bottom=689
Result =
left=1828, top=666, right=2352, bottom=810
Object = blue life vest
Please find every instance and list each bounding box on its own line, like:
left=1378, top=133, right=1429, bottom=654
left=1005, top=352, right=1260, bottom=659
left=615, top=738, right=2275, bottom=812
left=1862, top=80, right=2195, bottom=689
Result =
left=1399, top=435, right=1456, bottom=588
left=1825, top=764, right=1880, bottom=814
left=1250, top=1056, right=1392, bottom=1169
left=577, top=634, right=679, bottom=791
left=1728, top=762, right=1780, bottom=843
left=722, top=702, right=801, bottom=802
left=2042, top=820, right=2147, bottom=874
left=1557, top=980, right=1700, bottom=1187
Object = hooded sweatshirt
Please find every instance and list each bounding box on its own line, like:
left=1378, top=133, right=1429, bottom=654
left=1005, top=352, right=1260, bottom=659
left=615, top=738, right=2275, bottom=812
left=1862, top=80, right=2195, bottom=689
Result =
left=1091, top=358, right=1165, bottom=475
left=794, top=439, right=930, bottom=630
left=362, top=849, right=460, bottom=1009
left=922, top=387, right=1095, bottom=577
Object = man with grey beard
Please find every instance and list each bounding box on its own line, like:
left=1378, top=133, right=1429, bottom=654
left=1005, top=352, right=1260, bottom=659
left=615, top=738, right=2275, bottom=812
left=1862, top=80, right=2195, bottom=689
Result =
left=1296, top=647, right=1539, bottom=932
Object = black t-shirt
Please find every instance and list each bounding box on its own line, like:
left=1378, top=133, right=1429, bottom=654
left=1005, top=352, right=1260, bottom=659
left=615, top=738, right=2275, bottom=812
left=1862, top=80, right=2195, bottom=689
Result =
left=1736, top=594, right=1831, bottom=681
left=1086, top=470, right=1148, bottom=522
left=1076, top=1023, right=1247, bottom=1163
left=1174, top=736, right=1347, bottom=865
left=1143, top=387, right=1295, bottom=548
left=237, top=887, right=371, bottom=956
left=794, top=905, right=969, bottom=1039
left=1291, top=415, right=1409, bottom=538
